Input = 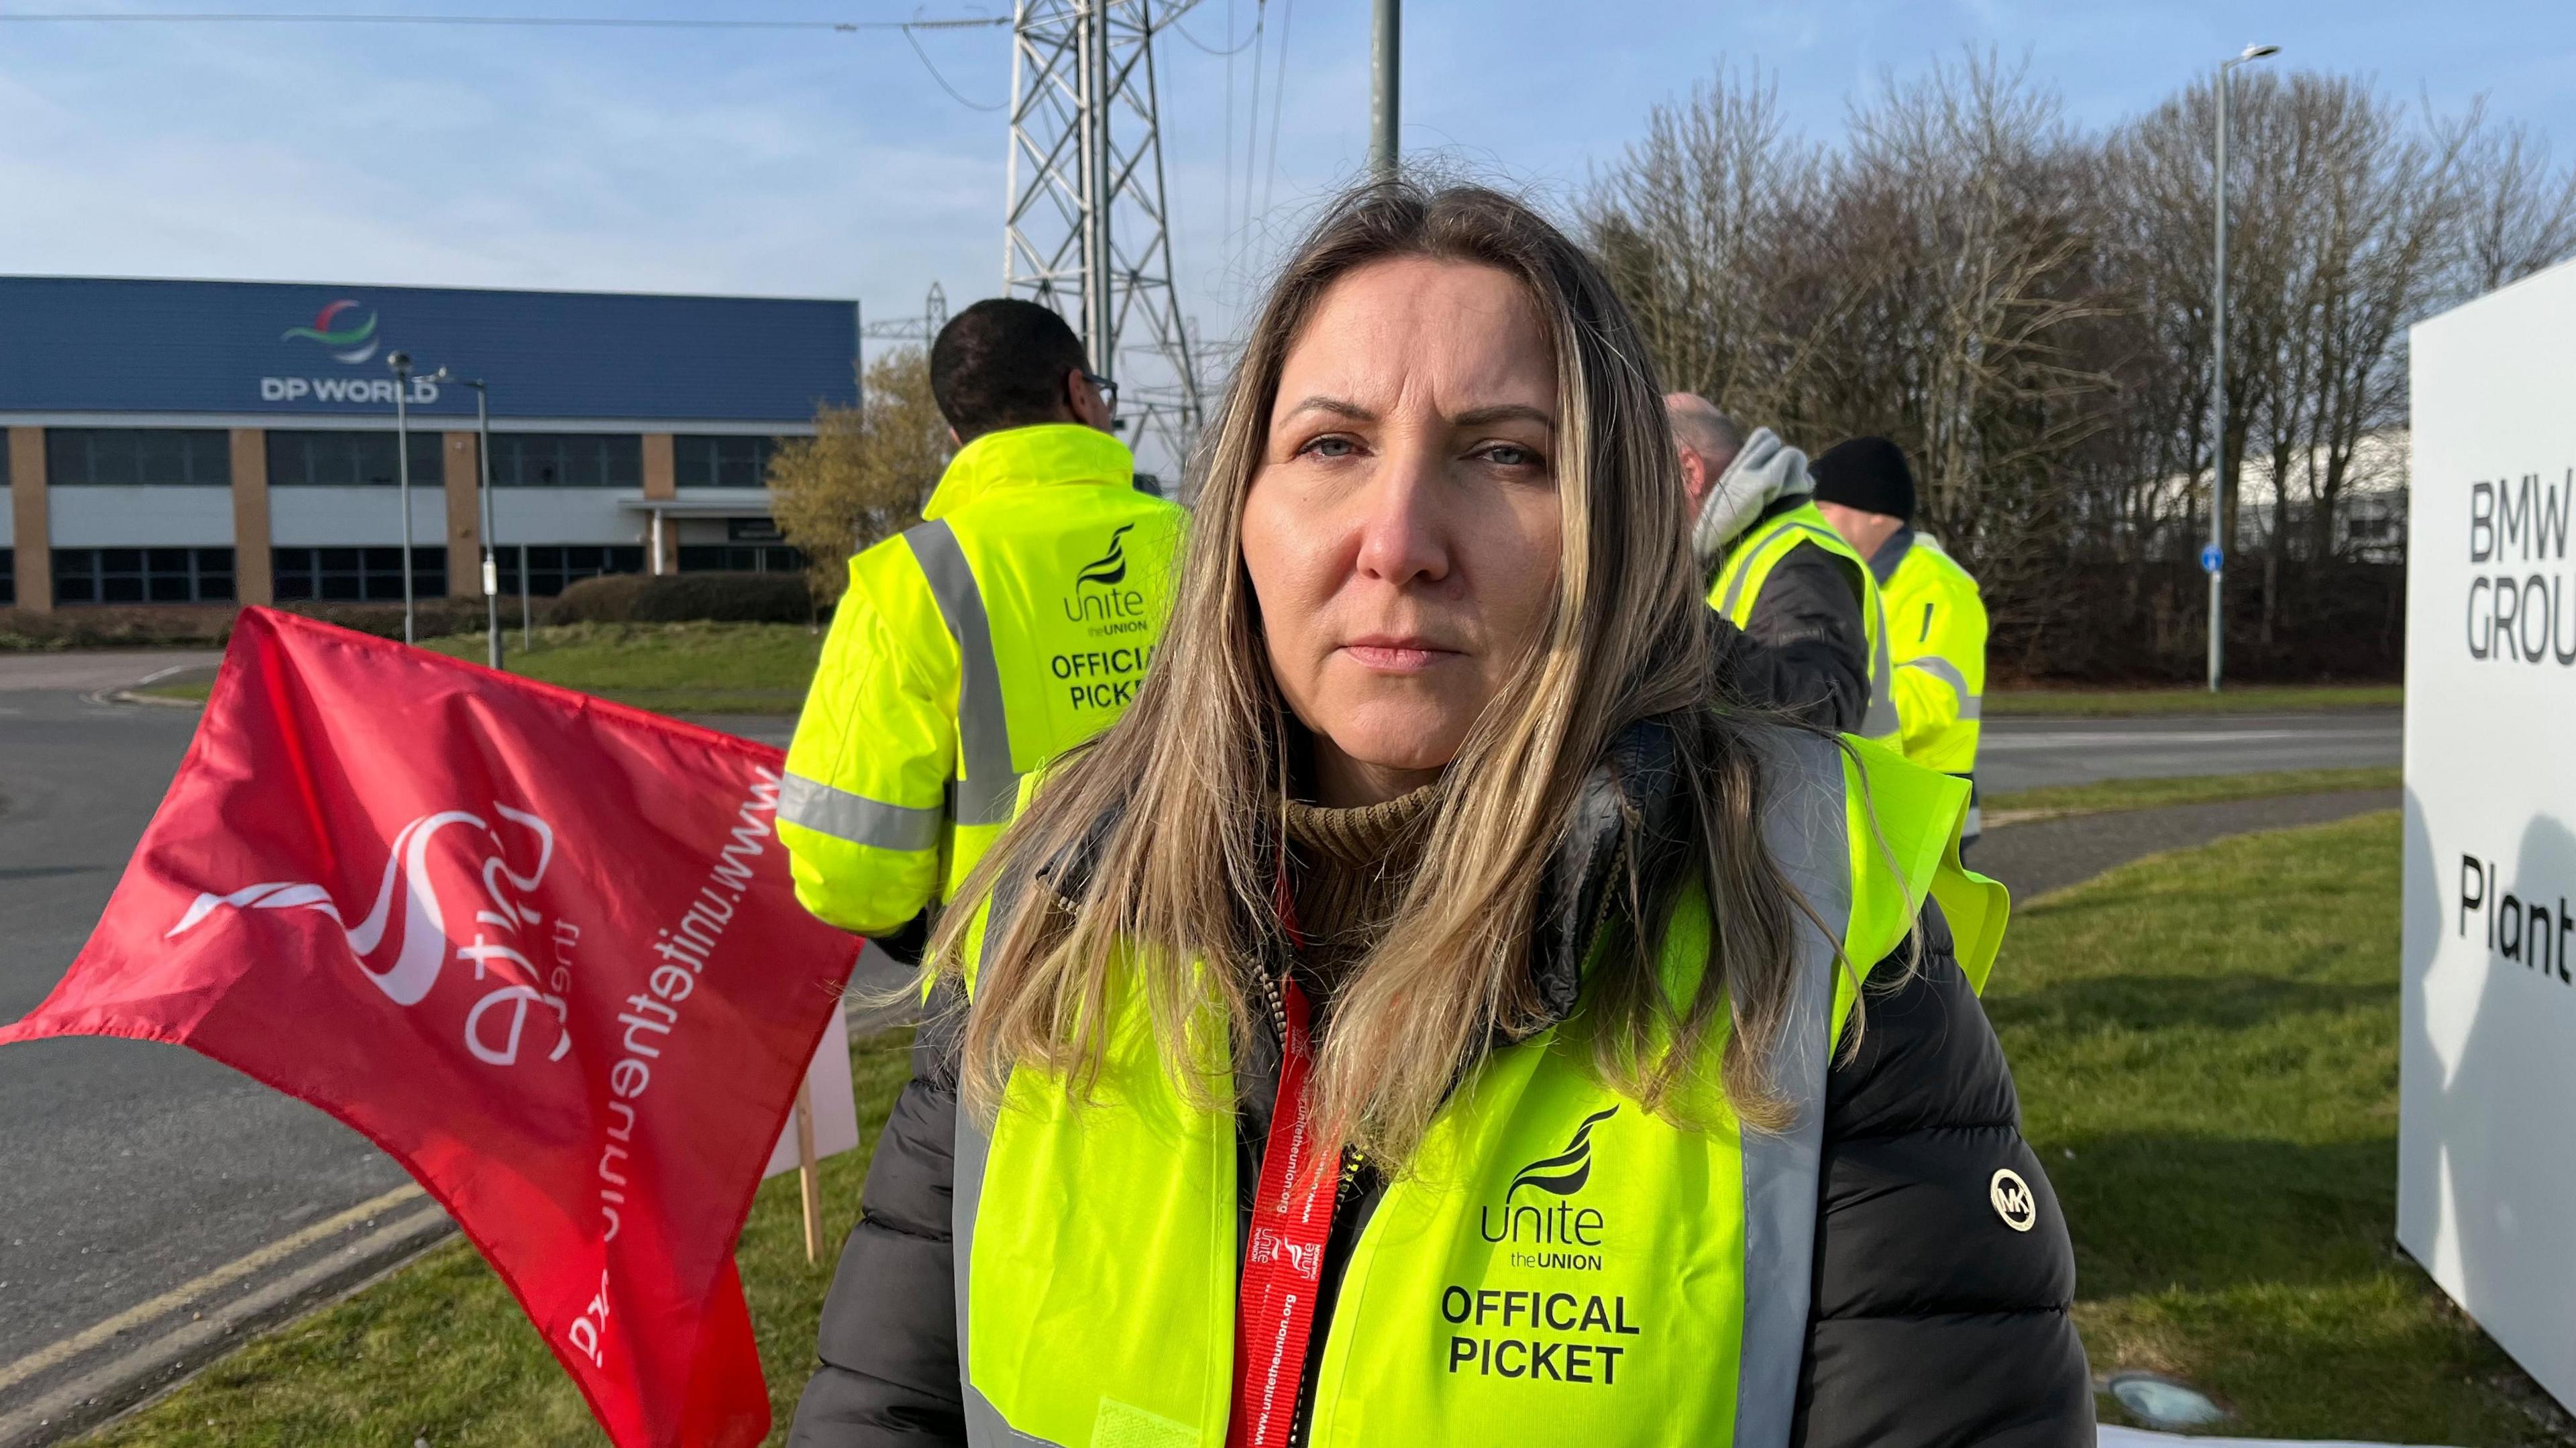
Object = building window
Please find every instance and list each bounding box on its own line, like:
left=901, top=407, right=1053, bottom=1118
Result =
left=674, top=435, right=781, bottom=489
left=272, top=546, right=448, bottom=602
left=54, top=547, right=235, bottom=604
left=46, top=429, right=231, bottom=487
left=488, top=435, right=643, bottom=488
left=0, top=549, right=15, bottom=606
left=267, top=431, right=447, bottom=487
left=678, top=544, right=806, bottom=574
left=496, top=545, right=647, bottom=597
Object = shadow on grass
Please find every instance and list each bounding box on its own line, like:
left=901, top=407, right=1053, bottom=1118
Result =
left=1986, top=972, right=2392, bottom=1036
left=2048, top=1131, right=2395, bottom=1299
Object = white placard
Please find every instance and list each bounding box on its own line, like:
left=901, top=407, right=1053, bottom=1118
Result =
left=765, top=997, right=860, bottom=1179
left=2400, top=255, right=2576, bottom=1411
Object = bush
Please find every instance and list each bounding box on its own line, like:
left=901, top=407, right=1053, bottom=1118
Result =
left=0, top=600, right=495, bottom=651
left=548, top=571, right=812, bottom=626
left=545, top=573, right=656, bottom=625
left=281, top=599, right=493, bottom=642
left=0, top=604, right=236, bottom=651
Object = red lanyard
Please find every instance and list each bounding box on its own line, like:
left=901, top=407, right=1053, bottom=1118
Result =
left=1230, top=890, right=1338, bottom=1448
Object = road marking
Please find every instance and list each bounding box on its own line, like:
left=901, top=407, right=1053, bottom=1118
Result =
left=0, top=1182, right=423, bottom=1396
left=0, top=1203, right=451, bottom=1444
left=1980, top=728, right=2327, bottom=750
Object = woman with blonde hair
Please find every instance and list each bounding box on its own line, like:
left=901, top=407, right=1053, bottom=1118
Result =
left=790, top=180, right=2091, bottom=1447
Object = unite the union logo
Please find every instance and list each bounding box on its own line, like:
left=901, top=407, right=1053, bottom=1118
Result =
left=166, top=803, right=576, bottom=1067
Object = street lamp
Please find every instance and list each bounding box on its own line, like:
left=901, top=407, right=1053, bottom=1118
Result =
left=390, top=351, right=415, bottom=643
left=454, top=378, right=503, bottom=670
left=2208, top=41, right=2279, bottom=693
left=388, top=352, right=449, bottom=647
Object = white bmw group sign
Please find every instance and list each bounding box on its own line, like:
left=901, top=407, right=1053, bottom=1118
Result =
left=2400, top=254, right=2576, bottom=1410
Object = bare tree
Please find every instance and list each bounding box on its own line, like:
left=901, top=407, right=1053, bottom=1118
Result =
left=2457, top=109, right=2576, bottom=292
left=1589, top=53, right=2573, bottom=679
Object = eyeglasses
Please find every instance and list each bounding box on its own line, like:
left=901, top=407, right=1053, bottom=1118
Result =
left=1081, top=371, right=1120, bottom=412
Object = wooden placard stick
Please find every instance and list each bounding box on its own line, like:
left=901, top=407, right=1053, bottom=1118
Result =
left=795, top=1078, right=823, bottom=1265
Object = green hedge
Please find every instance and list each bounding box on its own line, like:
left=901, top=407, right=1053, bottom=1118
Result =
left=0, top=600, right=491, bottom=651
left=548, top=571, right=812, bottom=626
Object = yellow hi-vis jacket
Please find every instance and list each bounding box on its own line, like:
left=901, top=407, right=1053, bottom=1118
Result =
left=1709, top=500, right=1900, bottom=744
left=1876, top=530, right=1987, bottom=791
left=945, top=733, right=2002, bottom=1447
left=780, top=423, right=1185, bottom=937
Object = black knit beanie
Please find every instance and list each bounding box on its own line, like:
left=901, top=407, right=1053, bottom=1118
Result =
left=1811, top=436, right=1917, bottom=522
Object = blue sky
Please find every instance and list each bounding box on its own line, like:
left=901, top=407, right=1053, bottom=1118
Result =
left=1, top=0, right=2568, bottom=354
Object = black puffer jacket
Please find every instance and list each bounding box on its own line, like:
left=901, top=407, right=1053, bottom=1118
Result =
left=1710, top=497, right=1876, bottom=734
left=788, top=726, right=2092, bottom=1447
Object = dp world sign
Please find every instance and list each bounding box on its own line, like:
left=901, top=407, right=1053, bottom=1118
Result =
left=262, top=296, right=443, bottom=406
left=0, top=276, right=857, bottom=423
left=2401, top=254, right=2576, bottom=1410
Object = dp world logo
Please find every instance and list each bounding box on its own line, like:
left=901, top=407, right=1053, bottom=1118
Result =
left=281, top=298, right=382, bottom=365
left=166, top=803, right=575, bottom=1068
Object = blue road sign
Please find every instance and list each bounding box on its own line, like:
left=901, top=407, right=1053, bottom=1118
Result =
left=2201, top=543, right=2224, bottom=574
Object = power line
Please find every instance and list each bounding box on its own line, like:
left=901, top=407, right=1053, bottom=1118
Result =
left=0, top=11, right=1009, bottom=32
left=1165, top=6, right=1258, bottom=56
left=1261, top=0, right=1291, bottom=221
left=1239, top=0, right=1265, bottom=243
left=903, top=21, right=1001, bottom=110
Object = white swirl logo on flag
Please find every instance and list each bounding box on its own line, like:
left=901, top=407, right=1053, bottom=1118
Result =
left=166, top=803, right=578, bottom=1067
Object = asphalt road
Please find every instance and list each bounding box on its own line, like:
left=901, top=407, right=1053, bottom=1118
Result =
left=1980, top=709, right=2401, bottom=794
left=1971, top=787, right=2402, bottom=902
left=0, top=653, right=430, bottom=1408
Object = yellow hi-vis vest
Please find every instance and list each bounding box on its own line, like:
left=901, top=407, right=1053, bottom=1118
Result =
left=947, top=732, right=2004, bottom=1448
left=780, top=423, right=1184, bottom=938
left=1879, top=533, right=1988, bottom=795
left=1709, top=500, right=1900, bottom=745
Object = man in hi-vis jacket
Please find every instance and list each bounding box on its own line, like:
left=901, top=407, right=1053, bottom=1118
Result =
left=1669, top=394, right=1897, bottom=742
left=1812, top=435, right=1989, bottom=847
left=780, top=299, right=1184, bottom=941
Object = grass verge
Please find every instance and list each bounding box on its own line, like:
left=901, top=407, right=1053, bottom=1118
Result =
left=126, top=623, right=825, bottom=716
left=81, top=1026, right=916, bottom=1448
left=86, top=814, right=2539, bottom=1444
left=419, top=623, right=822, bottom=716
left=1988, top=683, right=2401, bottom=716
left=1986, top=765, right=2400, bottom=822
left=1990, top=811, right=2540, bottom=1441
left=125, top=618, right=819, bottom=711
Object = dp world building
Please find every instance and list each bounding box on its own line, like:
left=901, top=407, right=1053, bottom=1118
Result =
left=0, top=276, right=859, bottom=610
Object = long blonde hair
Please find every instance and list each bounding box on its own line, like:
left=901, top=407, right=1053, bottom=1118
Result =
left=929, top=179, right=1813, bottom=1166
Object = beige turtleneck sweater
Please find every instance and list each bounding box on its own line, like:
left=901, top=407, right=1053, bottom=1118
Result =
left=1280, top=784, right=1437, bottom=987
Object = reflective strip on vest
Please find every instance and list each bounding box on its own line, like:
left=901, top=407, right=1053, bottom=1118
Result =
left=1719, top=517, right=1898, bottom=742
left=1898, top=655, right=1981, bottom=720
left=777, top=772, right=945, bottom=852
left=1733, top=730, right=1851, bottom=1447
left=906, top=520, right=1022, bottom=829
left=953, top=866, right=1047, bottom=1446
left=1860, top=608, right=1900, bottom=740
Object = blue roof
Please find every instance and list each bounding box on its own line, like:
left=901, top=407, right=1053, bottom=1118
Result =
left=0, top=276, right=859, bottom=423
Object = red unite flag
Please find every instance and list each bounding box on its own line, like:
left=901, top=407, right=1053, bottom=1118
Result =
left=0, top=608, right=862, bottom=1447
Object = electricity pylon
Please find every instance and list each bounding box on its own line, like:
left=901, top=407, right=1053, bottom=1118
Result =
left=1004, top=0, right=1205, bottom=486
left=861, top=281, right=949, bottom=342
